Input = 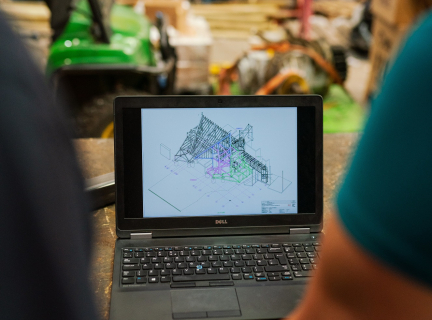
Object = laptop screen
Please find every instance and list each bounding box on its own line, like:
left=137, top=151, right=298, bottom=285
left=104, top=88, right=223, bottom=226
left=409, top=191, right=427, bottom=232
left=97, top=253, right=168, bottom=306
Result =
left=141, top=107, right=298, bottom=218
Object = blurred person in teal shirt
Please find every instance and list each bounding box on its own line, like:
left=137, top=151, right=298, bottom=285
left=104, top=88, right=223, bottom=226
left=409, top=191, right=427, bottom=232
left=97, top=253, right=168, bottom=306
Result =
left=287, top=1, right=432, bottom=319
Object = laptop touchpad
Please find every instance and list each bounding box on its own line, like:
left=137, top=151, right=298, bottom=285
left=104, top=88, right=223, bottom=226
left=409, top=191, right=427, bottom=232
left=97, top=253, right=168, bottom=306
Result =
left=171, top=288, right=241, bottom=318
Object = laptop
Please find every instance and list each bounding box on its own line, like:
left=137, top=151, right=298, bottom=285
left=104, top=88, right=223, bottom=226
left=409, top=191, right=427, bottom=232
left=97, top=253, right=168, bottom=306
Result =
left=110, top=95, right=323, bottom=320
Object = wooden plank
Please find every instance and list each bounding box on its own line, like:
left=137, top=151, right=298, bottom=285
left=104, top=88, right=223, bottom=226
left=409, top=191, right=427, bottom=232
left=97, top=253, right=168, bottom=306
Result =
left=0, top=2, right=50, bottom=21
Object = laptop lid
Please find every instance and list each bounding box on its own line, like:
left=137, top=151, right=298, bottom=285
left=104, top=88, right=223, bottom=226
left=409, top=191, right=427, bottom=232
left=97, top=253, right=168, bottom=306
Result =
left=114, top=95, right=323, bottom=238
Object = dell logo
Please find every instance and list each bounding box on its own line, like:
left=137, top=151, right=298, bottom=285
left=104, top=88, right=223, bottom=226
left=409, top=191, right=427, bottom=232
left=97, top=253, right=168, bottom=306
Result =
left=215, top=219, right=228, bottom=225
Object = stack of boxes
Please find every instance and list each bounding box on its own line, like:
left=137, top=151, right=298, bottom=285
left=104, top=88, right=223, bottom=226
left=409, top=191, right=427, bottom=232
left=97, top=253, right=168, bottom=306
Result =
left=366, top=0, right=420, bottom=98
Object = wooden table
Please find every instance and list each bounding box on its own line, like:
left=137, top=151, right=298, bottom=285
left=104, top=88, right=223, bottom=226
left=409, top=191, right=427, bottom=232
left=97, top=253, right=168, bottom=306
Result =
left=74, top=133, right=358, bottom=319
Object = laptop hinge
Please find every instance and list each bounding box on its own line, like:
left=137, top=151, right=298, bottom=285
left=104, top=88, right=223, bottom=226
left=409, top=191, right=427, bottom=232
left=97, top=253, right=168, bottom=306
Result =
left=130, top=232, right=152, bottom=239
left=290, top=227, right=310, bottom=234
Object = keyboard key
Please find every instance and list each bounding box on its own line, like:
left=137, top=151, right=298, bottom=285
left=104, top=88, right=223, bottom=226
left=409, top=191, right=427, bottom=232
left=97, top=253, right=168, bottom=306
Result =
left=219, top=267, right=229, bottom=274
left=137, top=270, right=147, bottom=277
left=123, top=264, right=140, bottom=270
left=161, top=276, right=171, bottom=283
left=243, top=273, right=254, bottom=280
left=302, top=264, right=313, bottom=271
left=282, top=276, right=293, bottom=280
left=296, top=253, right=307, bottom=258
left=267, top=272, right=279, bottom=277
left=173, top=274, right=230, bottom=282
left=154, top=263, right=164, bottom=269
left=242, top=267, right=252, bottom=273
left=148, top=277, right=159, bottom=283
left=256, top=277, right=267, bottom=281
left=196, top=268, right=206, bottom=274
left=149, top=270, right=159, bottom=276
left=261, top=244, right=270, bottom=248
left=293, top=271, right=312, bottom=277
left=121, top=257, right=135, bottom=264
left=161, top=269, right=171, bottom=276
left=304, top=246, right=314, bottom=252
left=122, top=271, right=135, bottom=277
left=234, top=261, right=245, bottom=268
left=223, top=261, right=233, bottom=267
left=269, top=276, right=281, bottom=281
left=136, top=277, right=146, bottom=284
left=281, top=271, right=291, bottom=276
left=271, top=244, right=281, bottom=248
left=135, top=252, right=144, bottom=258
left=207, top=268, right=217, bottom=274
left=268, top=248, right=282, bottom=253
left=257, top=260, right=267, bottom=266
left=123, top=248, right=133, bottom=252
left=253, top=266, right=264, bottom=273
left=291, top=265, right=301, bottom=271
left=299, top=258, right=309, bottom=264
left=246, top=261, right=256, bottom=266
left=172, top=269, right=182, bottom=275
left=231, top=274, right=242, bottom=280
left=122, top=277, right=134, bottom=284
left=265, top=265, right=289, bottom=272
left=123, top=253, right=133, bottom=258
left=230, top=267, right=240, bottom=273
left=184, top=268, right=194, bottom=275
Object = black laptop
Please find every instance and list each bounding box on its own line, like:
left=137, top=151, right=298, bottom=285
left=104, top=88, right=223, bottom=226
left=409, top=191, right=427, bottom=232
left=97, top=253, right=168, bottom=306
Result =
left=110, top=95, right=323, bottom=320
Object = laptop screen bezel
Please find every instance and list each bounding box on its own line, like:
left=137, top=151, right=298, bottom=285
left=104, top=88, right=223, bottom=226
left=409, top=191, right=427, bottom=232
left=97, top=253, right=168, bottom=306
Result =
left=114, top=95, right=323, bottom=237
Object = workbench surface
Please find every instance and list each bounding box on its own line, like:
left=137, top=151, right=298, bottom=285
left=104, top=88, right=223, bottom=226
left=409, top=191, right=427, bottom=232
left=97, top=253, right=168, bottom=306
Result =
left=74, top=133, right=358, bottom=319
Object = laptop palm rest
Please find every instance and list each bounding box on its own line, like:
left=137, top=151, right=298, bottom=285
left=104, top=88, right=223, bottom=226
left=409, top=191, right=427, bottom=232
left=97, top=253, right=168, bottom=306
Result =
left=171, top=288, right=241, bottom=319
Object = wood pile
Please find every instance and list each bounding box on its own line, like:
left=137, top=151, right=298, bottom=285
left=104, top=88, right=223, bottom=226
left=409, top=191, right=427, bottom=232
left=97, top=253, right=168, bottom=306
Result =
left=312, top=1, right=360, bottom=19
left=191, top=2, right=289, bottom=39
left=0, top=1, right=51, bottom=35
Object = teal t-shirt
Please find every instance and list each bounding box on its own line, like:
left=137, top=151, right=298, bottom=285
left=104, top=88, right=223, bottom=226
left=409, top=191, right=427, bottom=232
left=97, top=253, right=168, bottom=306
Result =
left=337, top=11, right=432, bottom=288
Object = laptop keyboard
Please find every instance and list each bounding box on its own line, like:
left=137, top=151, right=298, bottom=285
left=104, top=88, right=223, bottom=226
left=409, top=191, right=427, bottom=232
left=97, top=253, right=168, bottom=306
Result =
left=121, top=242, right=320, bottom=286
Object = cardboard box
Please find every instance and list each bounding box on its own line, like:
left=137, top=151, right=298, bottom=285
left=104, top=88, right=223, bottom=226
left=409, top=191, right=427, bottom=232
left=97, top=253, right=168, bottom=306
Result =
left=365, top=17, right=408, bottom=98
left=371, top=0, right=418, bottom=26
left=144, top=0, right=188, bottom=33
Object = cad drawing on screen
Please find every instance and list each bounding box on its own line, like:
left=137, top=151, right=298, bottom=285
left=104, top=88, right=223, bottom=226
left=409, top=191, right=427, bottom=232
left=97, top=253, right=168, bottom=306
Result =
left=146, top=113, right=295, bottom=216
